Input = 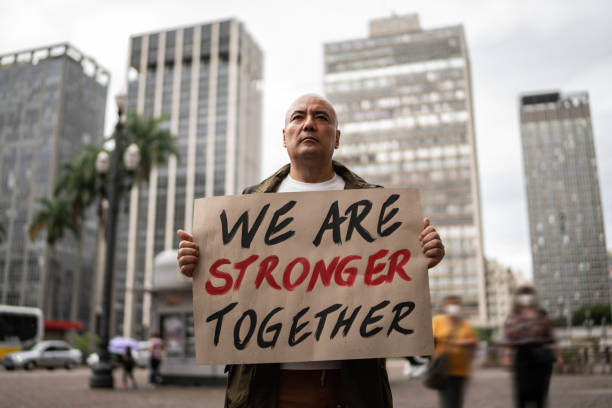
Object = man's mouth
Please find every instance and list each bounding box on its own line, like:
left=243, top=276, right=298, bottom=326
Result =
left=300, top=135, right=318, bottom=143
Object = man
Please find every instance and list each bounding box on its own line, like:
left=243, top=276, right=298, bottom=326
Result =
left=177, top=94, right=445, bottom=408
left=431, top=296, right=478, bottom=408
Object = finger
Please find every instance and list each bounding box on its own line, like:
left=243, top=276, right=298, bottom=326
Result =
left=180, top=265, right=195, bottom=277
left=177, top=229, right=194, bottom=242
left=178, top=255, right=199, bottom=267
left=180, top=264, right=194, bottom=273
left=419, top=224, right=435, bottom=240
left=178, top=248, right=199, bottom=258
left=425, top=247, right=444, bottom=259
left=419, top=226, right=437, bottom=242
left=423, top=239, right=443, bottom=253
left=427, top=257, right=441, bottom=269
left=179, top=240, right=198, bottom=249
left=421, top=230, right=441, bottom=247
left=426, top=250, right=444, bottom=268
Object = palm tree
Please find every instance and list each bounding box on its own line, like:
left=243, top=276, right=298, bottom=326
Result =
left=29, top=197, right=79, bottom=245
left=31, top=112, right=177, bottom=339
left=55, top=144, right=102, bottom=214
left=123, top=111, right=177, bottom=181
left=29, top=197, right=79, bottom=318
left=115, top=111, right=177, bottom=337
left=53, top=144, right=103, bottom=337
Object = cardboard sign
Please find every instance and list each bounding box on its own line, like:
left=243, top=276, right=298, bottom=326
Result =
left=192, top=188, right=434, bottom=365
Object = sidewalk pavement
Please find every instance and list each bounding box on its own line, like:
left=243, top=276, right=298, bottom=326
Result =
left=1, top=360, right=611, bottom=407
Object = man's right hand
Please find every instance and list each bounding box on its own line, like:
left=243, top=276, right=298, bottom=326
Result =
left=177, top=229, right=200, bottom=278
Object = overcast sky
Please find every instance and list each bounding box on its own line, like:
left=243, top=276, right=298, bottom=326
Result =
left=1, top=0, right=610, bottom=280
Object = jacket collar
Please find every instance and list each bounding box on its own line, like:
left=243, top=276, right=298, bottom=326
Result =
left=251, top=160, right=378, bottom=193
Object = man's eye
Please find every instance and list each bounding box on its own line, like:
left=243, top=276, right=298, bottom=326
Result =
left=291, top=115, right=303, bottom=121
left=317, top=115, right=329, bottom=121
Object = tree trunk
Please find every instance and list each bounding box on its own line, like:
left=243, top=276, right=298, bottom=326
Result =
left=69, top=237, right=82, bottom=345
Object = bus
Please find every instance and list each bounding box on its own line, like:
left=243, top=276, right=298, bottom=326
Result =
left=0, top=305, right=44, bottom=358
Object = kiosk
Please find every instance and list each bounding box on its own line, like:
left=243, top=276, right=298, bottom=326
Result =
left=150, top=250, right=225, bottom=385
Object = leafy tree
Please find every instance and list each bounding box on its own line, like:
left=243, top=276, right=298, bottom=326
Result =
left=107, top=112, right=176, bottom=337
left=74, top=331, right=98, bottom=359
left=123, top=112, right=177, bottom=181
left=550, top=316, right=567, bottom=327
left=54, top=144, right=103, bottom=218
left=29, top=197, right=79, bottom=319
left=475, top=326, right=493, bottom=344
left=53, top=144, right=104, bottom=336
left=30, top=111, right=176, bottom=338
left=572, top=304, right=611, bottom=326
left=29, top=197, right=79, bottom=244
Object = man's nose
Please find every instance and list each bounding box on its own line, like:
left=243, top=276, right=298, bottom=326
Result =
left=303, top=114, right=316, bottom=131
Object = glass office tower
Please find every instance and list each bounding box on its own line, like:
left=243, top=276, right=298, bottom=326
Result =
left=520, top=91, right=608, bottom=317
left=0, top=43, right=108, bottom=325
left=324, top=14, right=486, bottom=322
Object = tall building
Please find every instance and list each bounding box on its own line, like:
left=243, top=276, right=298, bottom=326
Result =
left=0, top=43, right=108, bottom=324
left=324, top=14, right=486, bottom=323
left=114, top=19, right=263, bottom=338
left=520, top=91, right=609, bottom=317
left=484, top=259, right=521, bottom=333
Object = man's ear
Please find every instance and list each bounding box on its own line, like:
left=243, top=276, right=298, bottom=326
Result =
left=282, top=128, right=287, bottom=147
left=335, top=129, right=341, bottom=148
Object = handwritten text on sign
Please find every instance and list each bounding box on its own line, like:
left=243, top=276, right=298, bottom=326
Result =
left=192, top=188, right=434, bottom=365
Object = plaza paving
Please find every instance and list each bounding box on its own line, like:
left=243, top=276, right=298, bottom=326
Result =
left=1, top=360, right=611, bottom=407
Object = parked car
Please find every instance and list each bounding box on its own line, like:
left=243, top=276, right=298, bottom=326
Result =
left=1, top=340, right=82, bottom=371
left=86, top=340, right=150, bottom=369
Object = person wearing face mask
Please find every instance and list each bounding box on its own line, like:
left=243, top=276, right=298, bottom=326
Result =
left=431, top=295, right=478, bottom=408
left=504, top=285, right=563, bottom=408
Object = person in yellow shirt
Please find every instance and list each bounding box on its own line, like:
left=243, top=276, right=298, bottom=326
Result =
left=432, top=295, right=478, bottom=408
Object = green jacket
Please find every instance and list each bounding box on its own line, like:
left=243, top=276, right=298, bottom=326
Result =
left=225, top=161, right=392, bottom=408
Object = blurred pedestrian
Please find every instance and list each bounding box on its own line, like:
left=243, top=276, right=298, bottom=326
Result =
left=504, top=285, right=563, bottom=408
left=121, top=346, right=138, bottom=389
left=431, top=295, right=478, bottom=408
left=149, top=332, right=164, bottom=385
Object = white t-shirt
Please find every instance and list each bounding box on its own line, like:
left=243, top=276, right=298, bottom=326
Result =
left=276, top=172, right=345, bottom=370
left=276, top=171, right=345, bottom=193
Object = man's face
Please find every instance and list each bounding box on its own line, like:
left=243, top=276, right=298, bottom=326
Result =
left=282, top=95, right=340, bottom=163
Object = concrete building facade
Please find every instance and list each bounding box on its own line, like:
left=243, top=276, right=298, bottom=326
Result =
left=484, top=259, right=521, bottom=332
left=520, top=91, right=609, bottom=317
left=113, top=19, right=263, bottom=338
left=0, top=43, right=108, bottom=325
left=324, top=14, right=486, bottom=323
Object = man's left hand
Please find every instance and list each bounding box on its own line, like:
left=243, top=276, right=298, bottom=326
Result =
left=419, top=217, right=444, bottom=268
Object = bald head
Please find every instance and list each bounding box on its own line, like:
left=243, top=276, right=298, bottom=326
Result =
left=282, top=93, right=341, bottom=182
left=284, top=94, right=339, bottom=129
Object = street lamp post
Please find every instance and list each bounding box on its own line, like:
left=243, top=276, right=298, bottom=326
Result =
left=90, top=95, right=139, bottom=388
left=90, top=151, right=109, bottom=353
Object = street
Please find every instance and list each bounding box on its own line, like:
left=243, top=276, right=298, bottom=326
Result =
left=1, top=360, right=611, bottom=407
